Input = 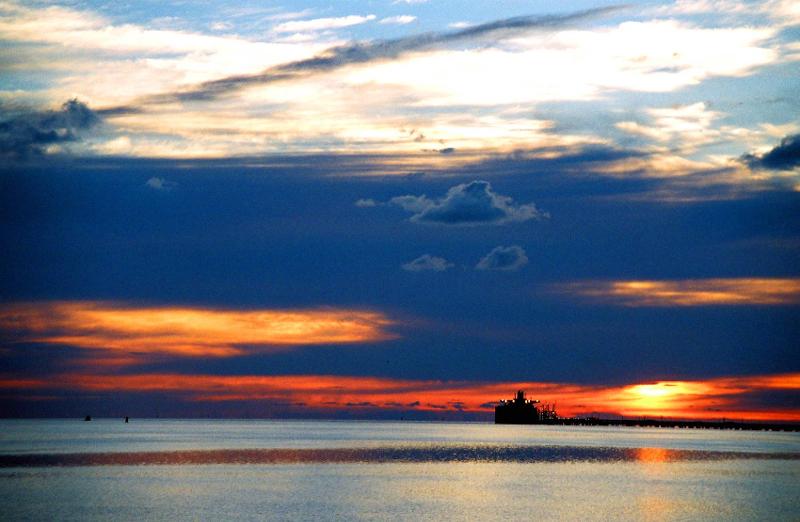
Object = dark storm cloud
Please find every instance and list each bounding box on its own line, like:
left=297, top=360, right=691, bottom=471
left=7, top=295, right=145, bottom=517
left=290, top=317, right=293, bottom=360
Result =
left=0, top=99, right=100, bottom=159
left=106, top=6, right=623, bottom=109
left=389, top=180, right=547, bottom=226
left=475, top=245, right=529, bottom=271
left=401, top=254, right=453, bottom=272
left=742, top=134, right=800, bottom=171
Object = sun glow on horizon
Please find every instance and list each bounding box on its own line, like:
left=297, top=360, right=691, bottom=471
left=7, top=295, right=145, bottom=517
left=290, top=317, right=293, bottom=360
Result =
left=623, top=381, right=713, bottom=409
left=2, top=371, right=799, bottom=422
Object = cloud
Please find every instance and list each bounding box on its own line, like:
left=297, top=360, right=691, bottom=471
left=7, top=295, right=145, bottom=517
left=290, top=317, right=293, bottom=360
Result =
left=0, top=2, right=334, bottom=109
left=354, top=198, right=378, bottom=207
left=390, top=180, right=547, bottom=226
left=741, top=134, right=800, bottom=171
left=476, top=245, right=529, bottom=271
left=119, top=6, right=621, bottom=106
left=380, top=15, right=417, bottom=25
left=553, top=278, right=800, bottom=306
left=651, top=0, right=800, bottom=26
left=5, top=370, right=800, bottom=421
left=348, top=20, right=777, bottom=108
left=402, top=254, right=454, bottom=272
left=209, top=21, right=233, bottom=31
left=146, top=177, right=178, bottom=191
left=0, top=99, right=99, bottom=158
left=615, top=102, right=722, bottom=146
left=0, top=301, right=398, bottom=365
left=2, top=3, right=783, bottom=160
left=388, top=194, right=433, bottom=213
left=273, top=15, right=376, bottom=33
left=0, top=3, right=318, bottom=57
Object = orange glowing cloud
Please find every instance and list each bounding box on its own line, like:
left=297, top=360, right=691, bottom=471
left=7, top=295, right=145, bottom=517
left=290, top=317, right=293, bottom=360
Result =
left=0, top=301, right=397, bottom=360
left=553, top=278, right=800, bottom=306
left=4, top=371, right=798, bottom=422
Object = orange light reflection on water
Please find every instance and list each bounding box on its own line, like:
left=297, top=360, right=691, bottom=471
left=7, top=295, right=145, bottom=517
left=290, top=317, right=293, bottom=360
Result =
left=635, top=447, right=670, bottom=463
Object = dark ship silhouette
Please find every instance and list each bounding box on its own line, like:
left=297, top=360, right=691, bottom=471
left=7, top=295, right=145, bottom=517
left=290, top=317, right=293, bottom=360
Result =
left=495, top=390, right=558, bottom=424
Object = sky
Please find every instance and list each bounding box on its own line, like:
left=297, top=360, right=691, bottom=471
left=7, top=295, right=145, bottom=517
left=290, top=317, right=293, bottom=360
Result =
left=0, top=0, right=799, bottom=421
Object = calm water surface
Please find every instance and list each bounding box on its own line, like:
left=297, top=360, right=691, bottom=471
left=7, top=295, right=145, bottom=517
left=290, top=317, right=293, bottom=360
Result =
left=1, top=419, right=798, bottom=521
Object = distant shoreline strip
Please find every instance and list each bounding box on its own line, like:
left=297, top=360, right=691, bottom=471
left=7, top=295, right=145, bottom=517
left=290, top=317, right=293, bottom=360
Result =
left=1, top=446, right=799, bottom=467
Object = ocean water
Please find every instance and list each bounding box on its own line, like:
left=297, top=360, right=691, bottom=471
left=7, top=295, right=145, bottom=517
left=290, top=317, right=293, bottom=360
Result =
left=1, top=420, right=799, bottom=521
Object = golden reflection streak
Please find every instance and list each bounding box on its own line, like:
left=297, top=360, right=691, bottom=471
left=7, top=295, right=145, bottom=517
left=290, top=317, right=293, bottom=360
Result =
left=635, top=447, right=670, bottom=463
left=0, top=302, right=398, bottom=359
left=554, top=278, right=800, bottom=306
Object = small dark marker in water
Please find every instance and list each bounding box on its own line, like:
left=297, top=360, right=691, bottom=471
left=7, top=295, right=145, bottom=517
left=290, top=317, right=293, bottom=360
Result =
left=84, top=415, right=91, bottom=421
left=124, top=416, right=129, bottom=423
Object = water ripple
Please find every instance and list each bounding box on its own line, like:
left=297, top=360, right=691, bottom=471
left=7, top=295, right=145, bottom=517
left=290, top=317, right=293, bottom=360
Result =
left=2, top=445, right=799, bottom=467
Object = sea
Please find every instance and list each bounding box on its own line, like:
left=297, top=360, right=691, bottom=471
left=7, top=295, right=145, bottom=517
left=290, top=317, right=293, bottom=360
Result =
left=1, top=419, right=798, bottom=521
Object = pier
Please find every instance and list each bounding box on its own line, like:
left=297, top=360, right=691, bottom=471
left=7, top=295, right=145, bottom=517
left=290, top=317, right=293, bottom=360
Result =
left=495, top=390, right=800, bottom=431
left=538, top=417, right=800, bottom=432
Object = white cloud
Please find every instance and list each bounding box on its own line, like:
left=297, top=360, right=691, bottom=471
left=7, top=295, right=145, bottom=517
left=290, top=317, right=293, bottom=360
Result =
left=209, top=21, right=233, bottom=31
left=380, top=15, right=417, bottom=25
left=390, top=181, right=547, bottom=226
left=0, top=2, right=329, bottom=105
left=345, top=20, right=778, bottom=106
left=1, top=1, right=790, bottom=163
left=354, top=198, right=378, bottom=207
left=616, top=102, right=722, bottom=146
left=650, top=0, right=752, bottom=15
left=402, top=255, right=453, bottom=272
left=146, top=177, right=177, bottom=191
left=476, top=246, right=528, bottom=271
left=759, top=122, right=800, bottom=138
left=0, top=3, right=258, bottom=54
left=651, top=0, right=800, bottom=26
left=614, top=102, right=779, bottom=162
left=95, top=135, right=132, bottom=155
left=273, top=15, right=376, bottom=33
left=261, top=9, right=318, bottom=22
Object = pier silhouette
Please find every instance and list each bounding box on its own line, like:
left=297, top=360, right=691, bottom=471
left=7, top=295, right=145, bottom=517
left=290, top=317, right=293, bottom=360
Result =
left=495, top=390, right=800, bottom=431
